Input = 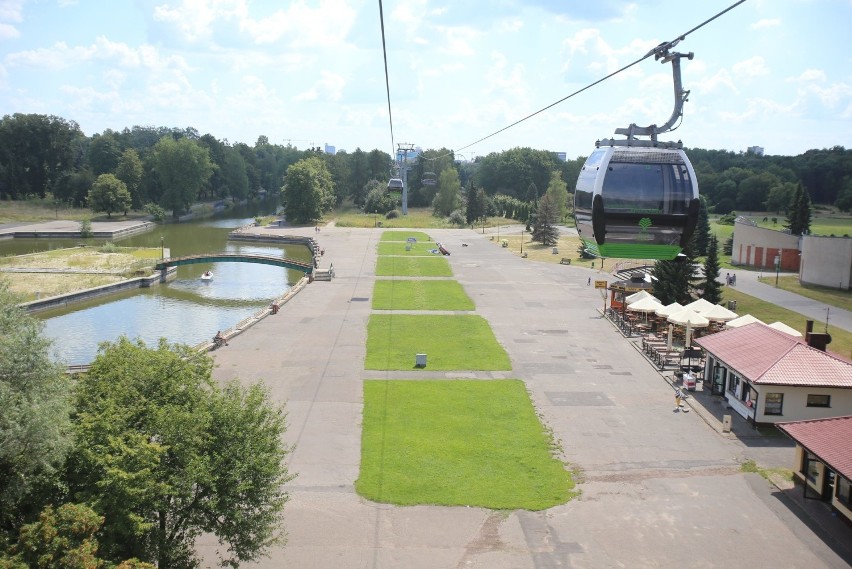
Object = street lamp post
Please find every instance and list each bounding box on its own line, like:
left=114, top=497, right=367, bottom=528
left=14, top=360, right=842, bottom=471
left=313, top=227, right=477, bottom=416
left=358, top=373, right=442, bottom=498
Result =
left=161, top=236, right=164, bottom=260
left=520, top=228, right=524, bottom=255
left=774, top=249, right=782, bottom=287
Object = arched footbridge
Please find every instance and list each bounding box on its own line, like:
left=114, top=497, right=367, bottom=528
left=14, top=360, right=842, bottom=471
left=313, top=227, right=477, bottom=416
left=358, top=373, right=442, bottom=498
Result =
left=155, top=253, right=314, bottom=273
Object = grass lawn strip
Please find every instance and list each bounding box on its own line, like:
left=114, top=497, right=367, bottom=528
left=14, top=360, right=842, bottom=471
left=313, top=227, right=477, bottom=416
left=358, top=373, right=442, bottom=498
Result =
left=365, top=314, right=510, bottom=370
left=379, top=230, right=432, bottom=242
left=375, top=256, right=453, bottom=277
left=356, top=380, right=575, bottom=510
left=372, top=280, right=475, bottom=311
left=377, top=242, right=444, bottom=256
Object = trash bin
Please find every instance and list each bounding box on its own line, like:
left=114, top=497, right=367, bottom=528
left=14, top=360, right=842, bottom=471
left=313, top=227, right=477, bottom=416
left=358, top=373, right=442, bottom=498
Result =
left=415, top=353, right=427, bottom=367
left=552, top=247, right=558, bottom=254
left=727, top=300, right=737, bottom=311
left=271, top=303, right=279, bottom=314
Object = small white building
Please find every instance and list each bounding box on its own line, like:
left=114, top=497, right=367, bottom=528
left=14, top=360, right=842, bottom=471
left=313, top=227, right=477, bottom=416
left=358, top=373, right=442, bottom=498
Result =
left=695, top=323, right=852, bottom=425
left=777, top=416, right=852, bottom=525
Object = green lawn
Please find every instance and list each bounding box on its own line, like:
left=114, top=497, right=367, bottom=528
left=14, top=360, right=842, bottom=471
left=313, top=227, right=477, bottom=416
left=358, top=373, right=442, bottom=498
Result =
left=756, top=275, right=851, bottom=311
left=356, top=380, right=576, bottom=510
left=380, top=230, right=432, bottom=242
left=365, top=314, right=511, bottom=370
left=721, top=287, right=851, bottom=360
left=375, top=256, right=452, bottom=277
left=377, top=241, right=442, bottom=256
left=372, top=280, right=475, bottom=311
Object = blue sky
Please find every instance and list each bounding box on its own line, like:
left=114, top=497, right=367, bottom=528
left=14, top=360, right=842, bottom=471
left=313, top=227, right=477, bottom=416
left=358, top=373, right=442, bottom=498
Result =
left=1, top=0, right=850, bottom=159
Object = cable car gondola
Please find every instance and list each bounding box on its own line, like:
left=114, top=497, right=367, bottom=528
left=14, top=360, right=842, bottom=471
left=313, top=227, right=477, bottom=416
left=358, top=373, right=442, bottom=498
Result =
left=387, top=177, right=404, bottom=198
left=573, top=43, right=700, bottom=260
left=421, top=171, right=437, bottom=186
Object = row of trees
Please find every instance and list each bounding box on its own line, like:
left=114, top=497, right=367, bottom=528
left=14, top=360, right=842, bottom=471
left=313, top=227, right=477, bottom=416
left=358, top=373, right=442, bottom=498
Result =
left=0, top=283, right=291, bottom=568
left=1, top=113, right=849, bottom=224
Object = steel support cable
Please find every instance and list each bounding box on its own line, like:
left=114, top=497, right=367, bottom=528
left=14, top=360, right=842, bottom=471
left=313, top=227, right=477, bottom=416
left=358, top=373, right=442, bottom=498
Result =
left=378, top=0, right=396, bottom=158
left=449, top=0, right=748, bottom=155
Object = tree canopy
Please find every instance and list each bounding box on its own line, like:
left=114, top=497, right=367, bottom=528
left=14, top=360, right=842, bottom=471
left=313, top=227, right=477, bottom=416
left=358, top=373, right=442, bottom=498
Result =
left=151, top=136, right=215, bottom=218
left=282, top=156, right=335, bottom=223
left=88, top=173, right=132, bottom=218
left=0, top=282, right=72, bottom=534
left=66, top=337, right=292, bottom=569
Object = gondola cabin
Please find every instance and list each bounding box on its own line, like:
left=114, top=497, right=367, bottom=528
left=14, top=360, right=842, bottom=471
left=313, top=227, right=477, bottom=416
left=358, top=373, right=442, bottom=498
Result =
left=574, top=143, right=699, bottom=260
left=421, top=172, right=437, bottom=186
left=387, top=177, right=404, bottom=199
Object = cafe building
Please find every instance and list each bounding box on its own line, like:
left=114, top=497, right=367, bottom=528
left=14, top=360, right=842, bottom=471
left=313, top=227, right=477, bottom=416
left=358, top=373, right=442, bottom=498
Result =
left=777, top=415, right=852, bottom=525
left=694, top=322, right=852, bottom=426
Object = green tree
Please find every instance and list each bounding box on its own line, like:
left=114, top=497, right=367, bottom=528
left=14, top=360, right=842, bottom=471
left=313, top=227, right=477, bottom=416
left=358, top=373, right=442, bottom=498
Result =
left=531, top=193, right=560, bottom=246
left=221, top=147, right=250, bottom=202
left=150, top=136, right=215, bottom=218
left=88, top=174, right=132, bottom=218
left=0, top=282, right=72, bottom=534
left=66, top=337, right=292, bottom=569
left=836, top=177, right=852, bottom=212
left=282, top=156, right=335, bottom=224
left=465, top=183, right=486, bottom=225
left=543, top=171, right=568, bottom=222
left=784, top=183, right=812, bottom=235
left=2, top=503, right=156, bottom=569
left=432, top=169, right=462, bottom=217
left=115, top=149, right=144, bottom=209
left=765, top=181, right=797, bottom=214
left=652, top=238, right=698, bottom=305
left=87, top=132, right=123, bottom=176
left=701, top=235, right=723, bottom=304
left=363, top=179, right=396, bottom=214
left=694, top=196, right=711, bottom=256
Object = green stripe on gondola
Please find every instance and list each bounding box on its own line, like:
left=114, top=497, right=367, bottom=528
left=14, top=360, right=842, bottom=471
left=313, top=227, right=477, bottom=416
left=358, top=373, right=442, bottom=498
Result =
left=597, top=243, right=682, bottom=260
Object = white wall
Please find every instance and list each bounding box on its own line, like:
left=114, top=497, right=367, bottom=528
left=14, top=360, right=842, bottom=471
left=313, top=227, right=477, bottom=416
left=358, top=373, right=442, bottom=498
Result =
left=749, top=384, right=852, bottom=423
left=800, top=234, right=852, bottom=290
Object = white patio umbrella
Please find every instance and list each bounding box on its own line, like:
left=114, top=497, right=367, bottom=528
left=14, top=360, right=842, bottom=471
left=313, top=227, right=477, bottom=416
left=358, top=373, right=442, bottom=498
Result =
left=667, top=308, right=711, bottom=328
left=655, top=302, right=684, bottom=318
left=627, top=296, right=664, bottom=313
left=702, top=303, right=739, bottom=322
left=683, top=298, right=715, bottom=314
left=625, top=290, right=657, bottom=305
left=725, top=314, right=764, bottom=329
left=768, top=321, right=803, bottom=337
left=667, top=308, right=710, bottom=348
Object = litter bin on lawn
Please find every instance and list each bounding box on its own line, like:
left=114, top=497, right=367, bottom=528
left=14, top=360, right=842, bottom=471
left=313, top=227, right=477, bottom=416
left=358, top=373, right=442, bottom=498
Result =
left=415, top=353, right=427, bottom=368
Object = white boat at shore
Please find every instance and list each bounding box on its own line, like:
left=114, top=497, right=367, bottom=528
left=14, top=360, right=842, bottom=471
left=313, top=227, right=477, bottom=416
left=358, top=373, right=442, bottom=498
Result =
left=200, top=271, right=213, bottom=281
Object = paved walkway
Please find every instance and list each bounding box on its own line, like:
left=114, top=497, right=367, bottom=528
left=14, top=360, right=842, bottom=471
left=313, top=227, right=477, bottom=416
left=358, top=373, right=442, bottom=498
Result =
left=197, top=226, right=851, bottom=569
left=724, top=269, right=851, bottom=333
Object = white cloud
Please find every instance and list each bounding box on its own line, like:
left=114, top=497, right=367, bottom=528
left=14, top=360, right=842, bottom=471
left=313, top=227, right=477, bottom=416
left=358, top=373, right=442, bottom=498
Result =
left=293, top=70, right=346, bottom=102
left=0, top=22, right=18, bottom=39
left=732, top=56, right=769, bottom=79
left=692, top=68, right=738, bottom=96
left=152, top=0, right=357, bottom=48
left=0, top=0, right=24, bottom=23
left=435, top=25, right=479, bottom=56
left=750, top=18, right=780, bottom=30
left=789, top=69, right=826, bottom=83
left=561, top=28, right=654, bottom=80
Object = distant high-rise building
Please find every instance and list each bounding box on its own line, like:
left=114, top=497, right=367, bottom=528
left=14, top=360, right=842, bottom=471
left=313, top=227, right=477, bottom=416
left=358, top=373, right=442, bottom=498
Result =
left=324, top=143, right=336, bottom=155
left=746, top=146, right=764, bottom=156
left=554, top=152, right=567, bottom=162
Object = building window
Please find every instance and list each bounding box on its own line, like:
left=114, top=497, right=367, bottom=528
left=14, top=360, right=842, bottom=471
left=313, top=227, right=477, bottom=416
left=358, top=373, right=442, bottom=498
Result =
left=838, top=477, right=852, bottom=507
left=804, top=453, right=820, bottom=484
left=806, top=394, right=831, bottom=408
left=764, top=392, right=783, bottom=415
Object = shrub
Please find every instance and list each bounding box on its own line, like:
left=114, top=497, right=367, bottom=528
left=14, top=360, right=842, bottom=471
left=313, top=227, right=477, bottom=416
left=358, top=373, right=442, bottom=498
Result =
left=144, top=202, right=166, bottom=221
left=385, top=209, right=400, bottom=219
left=79, top=217, right=93, bottom=238
left=447, top=209, right=466, bottom=226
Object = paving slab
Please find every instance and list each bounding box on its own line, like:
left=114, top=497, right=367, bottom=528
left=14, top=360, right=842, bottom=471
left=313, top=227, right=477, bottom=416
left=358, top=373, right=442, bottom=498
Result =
left=197, top=226, right=851, bottom=569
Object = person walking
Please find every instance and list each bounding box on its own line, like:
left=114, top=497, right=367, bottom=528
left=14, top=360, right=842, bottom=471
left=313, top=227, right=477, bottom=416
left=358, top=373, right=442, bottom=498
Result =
left=674, top=387, right=683, bottom=411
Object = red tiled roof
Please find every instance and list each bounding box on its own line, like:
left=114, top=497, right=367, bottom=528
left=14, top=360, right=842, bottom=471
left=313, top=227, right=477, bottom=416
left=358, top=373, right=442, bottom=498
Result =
left=695, top=323, right=852, bottom=388
left=777, top=416, right=852, bottom=481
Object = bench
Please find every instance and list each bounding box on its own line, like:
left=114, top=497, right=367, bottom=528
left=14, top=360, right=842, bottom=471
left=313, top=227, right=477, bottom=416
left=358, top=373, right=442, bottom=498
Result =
left=560, top=258, right=571, bottom=265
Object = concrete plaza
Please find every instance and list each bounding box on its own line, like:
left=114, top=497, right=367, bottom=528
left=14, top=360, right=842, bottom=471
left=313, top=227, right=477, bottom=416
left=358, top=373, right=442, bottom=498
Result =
left=200, top=225, right=851, bottom=569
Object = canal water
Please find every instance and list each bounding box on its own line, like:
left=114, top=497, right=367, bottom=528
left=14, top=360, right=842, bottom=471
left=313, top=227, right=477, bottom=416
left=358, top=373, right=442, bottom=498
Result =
left=0, top=201, right=312, bottom=365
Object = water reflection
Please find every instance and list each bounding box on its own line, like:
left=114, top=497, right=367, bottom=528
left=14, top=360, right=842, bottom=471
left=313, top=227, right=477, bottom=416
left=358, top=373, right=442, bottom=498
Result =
left=1, top=200, right=313, bottom=365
